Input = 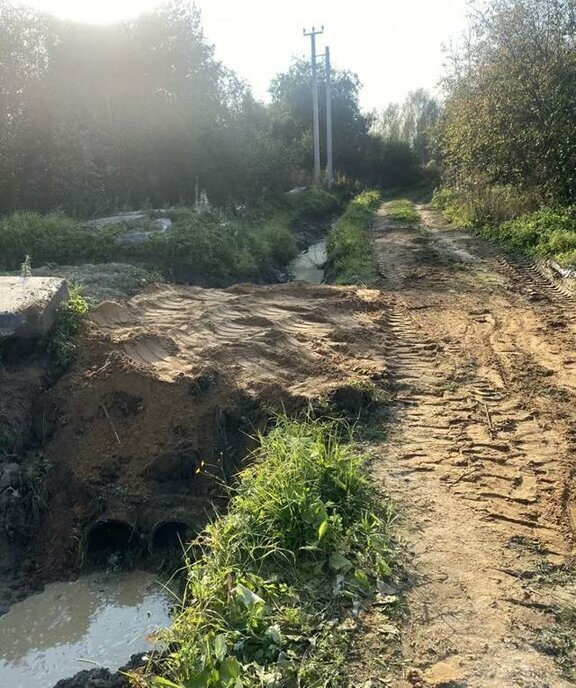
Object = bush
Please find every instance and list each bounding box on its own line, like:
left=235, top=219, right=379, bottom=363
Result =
left=282, top=188, right=342, bottom=227
left=326, top=191, right=381, bottom=285
left=485, top=206, right=576, bottom=263
left=432, top=182, right=540, bottom=227
left=0, top=211, right=109, bottom=270
left=143, top=417, right=396, bottom=687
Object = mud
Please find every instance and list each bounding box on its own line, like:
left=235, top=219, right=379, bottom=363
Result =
left=351, top=203, right=576, bottom=687
left=0, top=570, right=170, bottom=688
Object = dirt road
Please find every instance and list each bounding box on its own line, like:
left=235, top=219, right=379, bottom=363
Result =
left=367, top=204, right=576, bottom=687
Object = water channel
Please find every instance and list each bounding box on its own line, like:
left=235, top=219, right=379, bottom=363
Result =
left=0, top=570, right=173, bottom=688
left=288, top=239, right=327, bottom=283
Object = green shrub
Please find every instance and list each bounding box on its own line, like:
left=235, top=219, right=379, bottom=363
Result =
left=473, top=205, right=576, bottom=267
left=282, top=188, right=342, bottom=227
left=432, top=182, right=540, bottom=227
left=144, top=417, right=396, bottom=687
left=0, top=212, right=99, bottom=270
left=48, top=285, right=89, bottom=367
left=326, top=191, right=381, bottom=285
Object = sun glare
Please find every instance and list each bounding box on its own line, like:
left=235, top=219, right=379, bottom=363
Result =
left=22, top=0, right=162, bottom=24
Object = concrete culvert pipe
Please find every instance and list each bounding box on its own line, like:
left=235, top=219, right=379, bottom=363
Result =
left=149, top=520, right=190, bottom=555
left=86, top=519, right=137, bottom=566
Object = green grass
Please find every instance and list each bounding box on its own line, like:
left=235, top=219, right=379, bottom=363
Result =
left=140, top=417, right=397, bottom=688
left=386, top=199, right=419, bottom=223
left=432, top=187, right=576, bottom=267
left=326, top=191, right=381, bottom=285
left=0, top=190, right=341, bottom=285
left=478, top=206, right=576, bottom=266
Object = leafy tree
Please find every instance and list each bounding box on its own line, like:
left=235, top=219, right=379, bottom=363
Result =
left=374, top=89, right=440, bottom=164
left=437, top=0, right=576, bottom=204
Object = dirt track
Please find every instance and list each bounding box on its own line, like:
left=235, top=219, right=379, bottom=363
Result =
left=364, top=204, right=576, bottom=687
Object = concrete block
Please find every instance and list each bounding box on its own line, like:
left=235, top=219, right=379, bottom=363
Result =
left=0, top=277, right=69, bottom=339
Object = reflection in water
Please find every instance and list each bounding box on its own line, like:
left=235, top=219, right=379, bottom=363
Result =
left=0, top=570, right=173, bottom=688
left=288, top=240, right=327, bottom=284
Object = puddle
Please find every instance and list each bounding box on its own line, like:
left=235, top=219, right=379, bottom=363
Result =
left=289, top=239, right=327, bottom=283
left=0, top=570, right=173, bottom=688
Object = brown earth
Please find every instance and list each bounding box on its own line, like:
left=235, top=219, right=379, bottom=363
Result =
left=353, top=203, right=576, bottom=687
left=28, top=282, right=388, bottom=578
left=3, top=201, right=576, bottom=688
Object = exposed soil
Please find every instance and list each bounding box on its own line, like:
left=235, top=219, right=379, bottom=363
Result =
left=4, top=203, right=576, bottom=688
left=353, top=204, right=576, bottom=687
left=6, top=282, right=388, bottom=588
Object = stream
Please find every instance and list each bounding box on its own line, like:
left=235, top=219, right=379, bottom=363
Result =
left=0, top=570, right=173, bottom=688
left=288, top=239, right=327, bottom=283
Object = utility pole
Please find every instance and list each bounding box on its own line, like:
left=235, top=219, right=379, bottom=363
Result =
left=325, top=46, right=334, bottom=187
left=303, top=26, right=323, bottom=186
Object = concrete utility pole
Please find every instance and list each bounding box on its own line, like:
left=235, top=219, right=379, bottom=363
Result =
left=325, top=46, right=334, bottom=187
left=303, top=26, right=323, bottom=186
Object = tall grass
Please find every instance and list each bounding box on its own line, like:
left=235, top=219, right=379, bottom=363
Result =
left=0, top=190, right=341, bottom=284
left=141, top=417, right=396, bottom=688
left=326, top=191, right=381, bottom=285
left=479, top=206, right=576, bottom=266
left=433, top=187, right=576, bottom=267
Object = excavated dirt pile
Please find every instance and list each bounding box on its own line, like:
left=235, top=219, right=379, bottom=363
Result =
left=26, top=282, right=388, bottom=580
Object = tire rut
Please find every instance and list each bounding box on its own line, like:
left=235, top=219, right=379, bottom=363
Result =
left=368, top=203, right=575, bottom=688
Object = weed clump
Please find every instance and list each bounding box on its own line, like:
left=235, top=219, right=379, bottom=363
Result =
left=48, top=285, right=89, bottom=367
left=480, top=206, right=576, bottom=266
left=141, top=417, right=397, bottom=687
left=326, top=191, right=381, bottom=285
left=386, top=199, right=419, bottom=223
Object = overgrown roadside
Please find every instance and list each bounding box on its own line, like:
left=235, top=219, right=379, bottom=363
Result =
left=326, top=190, right=381, bottom=285
left=359, top=199, right=576, bottom=687
left=0, top=189, right=342, bottom=290
left=135, top=417, right=400, bottom=687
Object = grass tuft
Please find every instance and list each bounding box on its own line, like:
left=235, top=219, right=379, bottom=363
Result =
left=48, top=284, right=89, bottom=367
left=326, top=191, right=381, bottom=285
left=386, top=199, right=419, bottom=223
left=139, top=416, right=397, bottom=688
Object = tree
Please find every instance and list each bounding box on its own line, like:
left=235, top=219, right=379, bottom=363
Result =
left=373, top=90, right=440, bottom=164
left=269, top=59, right=373, bottom=182
left=437, top=0, right=576, bottom=204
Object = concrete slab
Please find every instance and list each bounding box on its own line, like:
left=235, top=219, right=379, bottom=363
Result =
left=0, top=277, right=69, bottom=339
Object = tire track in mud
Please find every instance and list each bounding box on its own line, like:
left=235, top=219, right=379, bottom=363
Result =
left=369, top=205, right=575, bottom=687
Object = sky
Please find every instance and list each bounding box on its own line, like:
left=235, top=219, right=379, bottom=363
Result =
left=20, top=0, right=470, bottom=111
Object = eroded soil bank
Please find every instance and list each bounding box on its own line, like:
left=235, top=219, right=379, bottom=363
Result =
left=0, top=280, right=389, bottom=611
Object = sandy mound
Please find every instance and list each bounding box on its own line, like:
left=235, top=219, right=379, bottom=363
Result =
left=29, top=283, right=389, bottom=577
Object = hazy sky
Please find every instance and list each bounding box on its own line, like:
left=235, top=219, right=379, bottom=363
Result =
left=21, top=0, right=470, bottom=110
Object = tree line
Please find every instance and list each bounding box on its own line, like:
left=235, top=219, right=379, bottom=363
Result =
left=0, top=0, right=432, bottom=218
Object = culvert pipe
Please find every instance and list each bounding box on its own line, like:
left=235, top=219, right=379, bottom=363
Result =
left=85, top=518, right=139, bottom=566
left=148, top=519, right=191, bottom=556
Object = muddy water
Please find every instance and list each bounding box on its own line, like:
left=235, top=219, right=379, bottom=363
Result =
left=289, top=239, right=327, bottom=283
left=0, top=570, right=173, bottom=688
